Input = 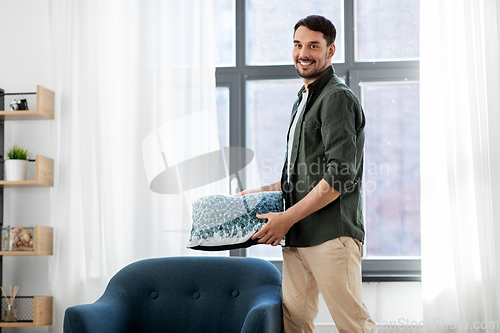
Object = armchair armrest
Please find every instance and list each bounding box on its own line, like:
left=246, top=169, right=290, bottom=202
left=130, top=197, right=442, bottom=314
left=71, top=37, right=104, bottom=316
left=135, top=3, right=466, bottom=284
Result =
left=64, top=300, right=131, bottom=333
left=241, top=295, right=283, bottom=333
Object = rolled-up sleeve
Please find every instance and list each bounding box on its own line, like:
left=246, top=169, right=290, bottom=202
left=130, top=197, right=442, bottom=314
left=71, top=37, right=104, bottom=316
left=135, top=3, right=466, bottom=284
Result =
left=321, top=91, right=360, bottom=194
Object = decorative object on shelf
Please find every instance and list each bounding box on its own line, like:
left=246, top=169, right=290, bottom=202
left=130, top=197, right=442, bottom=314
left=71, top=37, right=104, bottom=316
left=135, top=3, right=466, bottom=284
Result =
left=1, top=226, right=9, bottom=251
left=0, top=155, right=54, bottom=187
left=4, top=144, right=31, bottom=181
left=0, top=225, right=52, bottom=255
left=0, top=296, right=52, bottom=325
left=9, top=99, right=29, bottom=111
left=0, top=85, right=54, bottom=120
left=9, top=227, right=34, bottom=251
left=1, top=286, right=19, bottom=322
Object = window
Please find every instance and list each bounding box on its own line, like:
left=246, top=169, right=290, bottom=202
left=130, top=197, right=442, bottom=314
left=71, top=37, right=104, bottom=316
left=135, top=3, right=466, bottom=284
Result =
left=245, top=0, right=344, bottom=65
left=215, top=0, right=420, bottom=281
left=216, top=0, right=236, bottom=67
left=355, top=0, right=419, bottom=61
left=215, top=87, right=230, bottom=149
left=361, top=80, right=420, bottom=257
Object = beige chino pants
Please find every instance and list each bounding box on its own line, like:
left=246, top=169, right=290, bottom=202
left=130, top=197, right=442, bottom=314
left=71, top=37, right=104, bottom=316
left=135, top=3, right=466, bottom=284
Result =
left=282, top=237, right=377, bottom=333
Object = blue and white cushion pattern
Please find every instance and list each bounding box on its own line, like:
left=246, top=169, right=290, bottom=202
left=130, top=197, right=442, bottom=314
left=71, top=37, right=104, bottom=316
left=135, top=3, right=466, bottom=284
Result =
left=188, top=191, right=285, bottom=251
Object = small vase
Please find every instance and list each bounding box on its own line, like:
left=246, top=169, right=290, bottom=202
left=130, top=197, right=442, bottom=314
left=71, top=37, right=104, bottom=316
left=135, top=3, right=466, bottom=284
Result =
left=4, top=304, right=17, bottom=322
left=5, top=159, right=29, bottom=181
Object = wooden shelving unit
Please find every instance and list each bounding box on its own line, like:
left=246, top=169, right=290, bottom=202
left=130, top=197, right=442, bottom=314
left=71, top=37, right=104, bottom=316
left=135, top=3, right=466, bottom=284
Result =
left=0, top=226, right=53, bottom=256
left=0, top=296, right=53, bottom=327
left=0, top=85, right=55, bottom=329
left=0, top=155, right=54, bottom=188
left=0, top=85, right=54, bottom=120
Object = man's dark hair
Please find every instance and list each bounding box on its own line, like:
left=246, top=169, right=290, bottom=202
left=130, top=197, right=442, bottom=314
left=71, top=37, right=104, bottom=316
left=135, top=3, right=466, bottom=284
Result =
left=294, top=15, right=336, bottom=45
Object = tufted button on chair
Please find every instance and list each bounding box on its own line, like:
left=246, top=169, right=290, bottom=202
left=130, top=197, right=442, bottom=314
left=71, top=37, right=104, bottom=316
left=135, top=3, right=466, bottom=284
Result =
left=63, top=256, right=283, bottom=333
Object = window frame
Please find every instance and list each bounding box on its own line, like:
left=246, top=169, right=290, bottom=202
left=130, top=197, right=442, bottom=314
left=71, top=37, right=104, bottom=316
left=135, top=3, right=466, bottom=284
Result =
left=216, top=0, right=421, bottom=282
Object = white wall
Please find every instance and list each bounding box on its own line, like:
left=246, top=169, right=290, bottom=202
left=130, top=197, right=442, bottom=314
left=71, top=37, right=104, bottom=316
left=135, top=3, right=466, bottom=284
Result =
left=0, top=1, right=423, bottom=332
left=0, top=0, right=53, bottom=332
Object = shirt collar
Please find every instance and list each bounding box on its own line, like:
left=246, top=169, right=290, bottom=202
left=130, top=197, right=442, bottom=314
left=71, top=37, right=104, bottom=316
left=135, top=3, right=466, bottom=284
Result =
left=297, top=64, right=334, bottom=97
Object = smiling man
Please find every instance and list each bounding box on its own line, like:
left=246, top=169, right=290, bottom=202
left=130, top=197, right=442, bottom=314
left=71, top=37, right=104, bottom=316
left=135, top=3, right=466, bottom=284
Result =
left=238, top=15, right=376, bottom=332
left=293, top=24, right=334, bottom=84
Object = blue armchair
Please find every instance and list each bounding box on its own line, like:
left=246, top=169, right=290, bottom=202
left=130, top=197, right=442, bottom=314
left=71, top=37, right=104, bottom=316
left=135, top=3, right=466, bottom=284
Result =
left=63, top=256, right=283, bottom=333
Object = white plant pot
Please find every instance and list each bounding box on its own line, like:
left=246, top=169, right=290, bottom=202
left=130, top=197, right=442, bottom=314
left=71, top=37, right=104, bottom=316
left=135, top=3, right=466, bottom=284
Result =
left=5, top=159, right=29, bottom=181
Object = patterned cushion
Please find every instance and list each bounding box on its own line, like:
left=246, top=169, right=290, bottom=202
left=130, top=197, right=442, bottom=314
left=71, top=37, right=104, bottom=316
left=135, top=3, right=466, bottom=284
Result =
left=188, top=191, right=285, bottom=251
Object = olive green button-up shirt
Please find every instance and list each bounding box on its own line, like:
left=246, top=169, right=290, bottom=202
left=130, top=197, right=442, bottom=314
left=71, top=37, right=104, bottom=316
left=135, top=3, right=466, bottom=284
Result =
left=280, top=65, right=366, bottom=247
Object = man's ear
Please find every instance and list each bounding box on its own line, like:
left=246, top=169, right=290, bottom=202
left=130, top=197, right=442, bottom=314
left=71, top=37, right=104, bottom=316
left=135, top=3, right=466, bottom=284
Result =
left=328, top=43, right=336, bottom=59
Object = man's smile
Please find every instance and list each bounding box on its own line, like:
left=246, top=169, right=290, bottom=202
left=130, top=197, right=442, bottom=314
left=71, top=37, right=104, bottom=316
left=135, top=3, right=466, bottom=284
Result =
left=298, top=59, right=314, bottom=68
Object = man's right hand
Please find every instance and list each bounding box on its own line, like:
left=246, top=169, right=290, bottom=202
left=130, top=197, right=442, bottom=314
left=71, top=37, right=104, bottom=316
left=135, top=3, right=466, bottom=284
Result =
left=234, top=188, right=261, bottom=197
left=234, top=181, right=281, bottom=197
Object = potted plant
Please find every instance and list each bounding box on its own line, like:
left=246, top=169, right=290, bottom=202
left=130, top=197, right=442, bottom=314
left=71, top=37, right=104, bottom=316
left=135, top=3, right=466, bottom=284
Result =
left=5, top=144, right=31, bottom=181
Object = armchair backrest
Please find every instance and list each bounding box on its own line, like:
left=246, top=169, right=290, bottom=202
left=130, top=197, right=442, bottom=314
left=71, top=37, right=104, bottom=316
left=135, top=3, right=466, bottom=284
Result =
left=64, top=256, right=283, bottom=333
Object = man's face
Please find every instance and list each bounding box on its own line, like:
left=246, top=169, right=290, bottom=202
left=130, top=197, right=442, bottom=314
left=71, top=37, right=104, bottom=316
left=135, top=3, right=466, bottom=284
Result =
left=293, top=26, right=335, bottom=85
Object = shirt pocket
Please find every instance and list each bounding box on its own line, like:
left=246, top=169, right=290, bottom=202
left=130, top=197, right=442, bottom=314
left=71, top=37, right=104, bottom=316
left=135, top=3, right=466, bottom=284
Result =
left=302, top=121, right=322, bottom=156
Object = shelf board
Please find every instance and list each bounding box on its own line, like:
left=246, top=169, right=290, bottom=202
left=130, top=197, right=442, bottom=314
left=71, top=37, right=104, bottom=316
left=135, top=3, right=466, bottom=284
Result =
left=0, top=322, right=47, bottom=327
left=0, top=226, right=53, bottom=256
left=0, top=111, right=51, bottom=120
left=0, top=296, right=52, bottom=327
left=0, top=180, right=48, bottom=187
left=0, top=155, right=54, bottom=188
left=0, top=85, right=54, bottom=120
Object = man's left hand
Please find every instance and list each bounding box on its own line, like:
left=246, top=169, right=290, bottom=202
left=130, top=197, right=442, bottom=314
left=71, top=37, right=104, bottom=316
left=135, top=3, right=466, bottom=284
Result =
left=251, top=212, right=295, bottom=246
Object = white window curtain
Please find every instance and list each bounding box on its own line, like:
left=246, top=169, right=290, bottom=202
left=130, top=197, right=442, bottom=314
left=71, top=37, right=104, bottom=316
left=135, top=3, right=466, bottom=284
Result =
left=421, top=0, right=500, bottom=331
left=48, top=0, right=221, bottom=331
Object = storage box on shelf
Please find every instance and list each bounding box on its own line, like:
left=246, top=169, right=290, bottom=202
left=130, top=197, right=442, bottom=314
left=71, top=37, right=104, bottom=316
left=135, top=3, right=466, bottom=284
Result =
left=0, top=155, right=54, bottom=187
left=0, top=296, right=53, bottom=327
left=0, top=226, right=53, bottom=256
left=0, top=85, right=54, bottom=120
